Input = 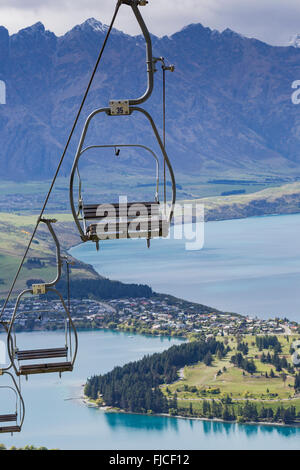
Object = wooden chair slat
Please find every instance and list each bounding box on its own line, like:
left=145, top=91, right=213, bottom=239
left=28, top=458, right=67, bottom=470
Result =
left=0, top=414, right=17, bottom=423
left=0, top=425, right=21, bottom=434
left=19, top=362, right=73, bottom=376
left=17, top=348, right=68, bottom=361
left=83, top=202, right=160, bottom=220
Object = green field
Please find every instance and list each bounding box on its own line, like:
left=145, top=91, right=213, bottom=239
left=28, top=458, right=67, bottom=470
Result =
left=1, top=173, right=299, bottom=215
left=163, top=336, right=300, bottom=408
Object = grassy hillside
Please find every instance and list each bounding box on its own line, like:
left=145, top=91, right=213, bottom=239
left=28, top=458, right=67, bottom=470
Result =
left=175, top=182, right=300, bottom=222
left=162, top=335, right=299, bottom=408
left=0, top=212, right=99, bottom=299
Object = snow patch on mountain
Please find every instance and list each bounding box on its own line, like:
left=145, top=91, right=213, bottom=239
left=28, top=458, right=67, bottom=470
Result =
left=83, top=18, right=109, bottom=33
left=289, top=34, right=300, bottom=48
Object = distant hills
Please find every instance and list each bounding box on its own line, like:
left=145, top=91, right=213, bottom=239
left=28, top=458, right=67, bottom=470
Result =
left=1, top=18, right=300, bottom=181
left=176, top=182, right=300, bottom=222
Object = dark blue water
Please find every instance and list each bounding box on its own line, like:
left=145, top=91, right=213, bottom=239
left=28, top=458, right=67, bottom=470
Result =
left=71, top=213, right=300, bottom=320
left=0, top=330, right=182, bottom=450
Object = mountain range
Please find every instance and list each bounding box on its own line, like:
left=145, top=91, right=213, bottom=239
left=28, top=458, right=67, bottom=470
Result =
left=1, top=18, right=300, bottom=182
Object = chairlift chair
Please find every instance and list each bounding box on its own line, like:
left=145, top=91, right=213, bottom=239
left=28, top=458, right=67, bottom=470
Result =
left=7, top=219, right=78, bottom=378
left=0, top=371, right=25, bottom=435
left=71, top=144, right=171, bottom=248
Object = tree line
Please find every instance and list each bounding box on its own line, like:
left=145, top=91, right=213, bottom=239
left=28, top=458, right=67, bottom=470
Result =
left=256, top=335, right=282, bottom=353
left=27, top=278, right=153, bottom=300
left=182, top=399, right=299, bottom=424
left=85, top=339, right=226, bottom=414
left=260, top=351, right=294, bottom=374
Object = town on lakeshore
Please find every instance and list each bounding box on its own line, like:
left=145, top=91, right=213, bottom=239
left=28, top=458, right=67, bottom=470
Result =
left=0, top=295, right=298, bottom=337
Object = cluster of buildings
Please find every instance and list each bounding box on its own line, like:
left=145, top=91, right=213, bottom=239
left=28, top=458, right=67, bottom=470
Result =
left=0, top=298, right=114, bottom=330
left=0, top=296, right=298, bottom=338
left=103, top=298, right=297, bottom=337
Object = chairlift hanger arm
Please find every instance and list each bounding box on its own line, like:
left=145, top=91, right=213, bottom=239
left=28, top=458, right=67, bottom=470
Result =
left=39, top=219, right=62, bottom=288
left=113, top=0, right=154, bottom=106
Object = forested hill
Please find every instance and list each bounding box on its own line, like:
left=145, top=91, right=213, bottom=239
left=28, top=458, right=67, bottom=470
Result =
left=42, top=278, right=153, bottom=301
left=85, top=335, right=300, bottom=425
left=85, top=339, right=227, bottom=413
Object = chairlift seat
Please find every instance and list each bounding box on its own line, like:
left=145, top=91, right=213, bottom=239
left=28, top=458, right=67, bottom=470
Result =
left=83, top=201, right=169, bottom=240
left=16, top=347, right=68, bottom=361
left=8, top=284, right=78, bottom=379
left=0, top=425, right=21, bottom=434
left=0, top=414, right=17, bottom=423
left=86, top=218, right=169, bottom=240
left=19, top=362, right=73, bottom=376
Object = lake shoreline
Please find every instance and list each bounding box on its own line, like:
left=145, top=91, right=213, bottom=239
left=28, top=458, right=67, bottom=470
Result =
left=82, top=395, right=300, bottom=429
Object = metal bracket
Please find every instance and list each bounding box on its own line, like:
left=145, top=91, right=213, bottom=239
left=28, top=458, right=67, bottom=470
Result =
left=153, top=57, right=175, bottom=74
left=121, top=0, right=148, bottom=6
left=163, top=65, right=175, bottom=73
left=32, top=284, right=46, bottom=295
left=109, top=100, right=130, bottom=115
left=152, top=57, right=160, bottom=73
left=40, top=218, right=57, bottom=224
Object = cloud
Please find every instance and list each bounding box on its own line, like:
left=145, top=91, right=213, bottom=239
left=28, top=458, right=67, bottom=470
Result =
left=0, top=0, right=300, bottom=46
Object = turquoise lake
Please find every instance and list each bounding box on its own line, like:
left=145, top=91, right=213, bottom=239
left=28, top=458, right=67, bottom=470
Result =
left=0, top=329, right=300, bottom=450
left=0, top=330, right=182, bottom=449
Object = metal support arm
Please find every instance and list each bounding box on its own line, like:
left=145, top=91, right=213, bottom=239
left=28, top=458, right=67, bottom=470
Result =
left=39, top=219, right=62, bottom=288
left=111, top=0, right=154, bottom=106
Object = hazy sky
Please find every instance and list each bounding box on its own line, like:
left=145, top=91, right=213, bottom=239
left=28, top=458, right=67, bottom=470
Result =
left=1, top=0, right=300, bottom=46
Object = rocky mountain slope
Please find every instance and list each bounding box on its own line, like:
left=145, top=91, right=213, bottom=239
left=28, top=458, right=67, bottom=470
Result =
left=1, top=19, right=300, bottom=181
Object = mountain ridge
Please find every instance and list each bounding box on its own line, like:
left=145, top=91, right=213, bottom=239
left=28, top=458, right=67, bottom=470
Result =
left=1, top=18, right=300, bottom=181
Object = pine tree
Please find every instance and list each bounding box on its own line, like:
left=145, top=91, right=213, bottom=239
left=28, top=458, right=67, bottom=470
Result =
left=222, top=406, right=231, bottom=421
left=204, top=352, right=213, bottom=366
left=294, top=373, right=300, bottom=391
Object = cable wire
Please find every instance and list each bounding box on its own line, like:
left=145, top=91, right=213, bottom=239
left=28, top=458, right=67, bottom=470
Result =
left=163, top=66, right=167, bottom=205
left=0, top=0, right=122, bottom=321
